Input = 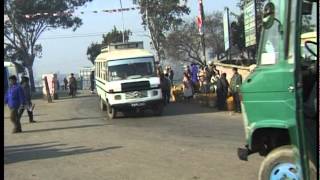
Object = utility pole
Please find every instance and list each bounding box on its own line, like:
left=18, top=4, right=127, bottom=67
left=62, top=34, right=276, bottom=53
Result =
left=119, top=0, right=125, bottom=43
left=198, top=0, right=206, bottom=65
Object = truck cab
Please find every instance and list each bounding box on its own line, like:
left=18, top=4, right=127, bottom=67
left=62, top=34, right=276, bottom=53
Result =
left=238, top=0, right=317, bottom=179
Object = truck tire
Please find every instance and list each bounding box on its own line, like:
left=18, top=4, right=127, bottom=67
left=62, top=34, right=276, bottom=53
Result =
left=106, top=102, right=116, bottom=119
left=100, top=97, right=106, bottom=111
left=258, top=145, right=316, bottom=180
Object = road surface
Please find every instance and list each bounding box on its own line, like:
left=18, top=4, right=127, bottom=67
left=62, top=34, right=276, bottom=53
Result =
left=4, top=91, right=263, bottom=180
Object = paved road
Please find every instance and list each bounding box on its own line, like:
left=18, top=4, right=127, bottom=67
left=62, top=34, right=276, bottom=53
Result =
left=4, top=91, right=263, bottom=180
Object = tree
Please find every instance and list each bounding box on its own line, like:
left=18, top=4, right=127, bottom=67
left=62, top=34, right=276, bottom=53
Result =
left=86, top=43, right=102, bottom=65
left=138, top=0, right=190, bottom=63
left=230, top=14, right=245, bottom=56
left=101, top=26, right=131, bottom=46
left=204, top=12, right=225, bottom=60
left=164, top=12, right=225, bottom=66
left=165, top=21, right=203, bottom=65
left=86, top=26, right=132, bottom=64
left=4, top=0, right=92, bottom=92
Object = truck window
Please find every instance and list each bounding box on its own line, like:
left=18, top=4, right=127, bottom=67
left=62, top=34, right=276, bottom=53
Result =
left=259, top=1, right=282, bottom=65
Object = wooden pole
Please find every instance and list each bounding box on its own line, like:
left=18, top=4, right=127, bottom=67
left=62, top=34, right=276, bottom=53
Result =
left=44, top=76, right=52, bottom=103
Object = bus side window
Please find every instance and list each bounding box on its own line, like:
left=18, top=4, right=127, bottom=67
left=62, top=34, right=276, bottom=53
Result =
left=100, top=62, right=103, bottom=79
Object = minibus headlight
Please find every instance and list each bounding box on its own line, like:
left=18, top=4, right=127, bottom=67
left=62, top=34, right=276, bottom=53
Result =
left=114, top=95, right=121, bottom=100
left=152, top=90, right=158, bottom=96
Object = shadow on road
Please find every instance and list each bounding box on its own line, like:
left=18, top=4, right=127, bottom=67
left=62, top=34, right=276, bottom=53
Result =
left=21, top=124, right=110, bottom=133
left=5, top=114, right=48, bottom=119
left=116, top=102, right=219, bottom=119
left=57, top=92, right=95, bottom=100
left=4, top=142, right=123, bottom=164
left=36, top=116, right=106, bottom=123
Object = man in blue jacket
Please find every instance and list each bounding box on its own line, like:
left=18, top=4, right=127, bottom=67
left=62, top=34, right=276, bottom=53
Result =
left=5, top=75, right=26, bottom=133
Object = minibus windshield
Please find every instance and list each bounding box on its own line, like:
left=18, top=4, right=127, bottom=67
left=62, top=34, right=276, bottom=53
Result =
left=107, top=57, right=156, bottom=81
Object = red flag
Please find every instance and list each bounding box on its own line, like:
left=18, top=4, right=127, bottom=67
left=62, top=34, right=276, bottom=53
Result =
left=197, top=0, right=205, bottom=34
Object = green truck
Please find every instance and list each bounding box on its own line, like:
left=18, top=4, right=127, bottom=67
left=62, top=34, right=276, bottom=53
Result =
left=238, top=0, right=317, bottom=179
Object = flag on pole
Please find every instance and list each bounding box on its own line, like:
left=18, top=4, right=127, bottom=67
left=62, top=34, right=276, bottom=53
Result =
left=197, top=0, right=205, bottom=35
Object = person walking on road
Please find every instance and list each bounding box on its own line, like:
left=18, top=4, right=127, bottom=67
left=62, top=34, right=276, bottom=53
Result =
left=5, top=75, right=26, bottom=133
left=69, top=73, right=77, bottom=97
left=230, top=67, right=242, bottom=113
left=63, top=77, right=68, bottom=90
left=18, top=76, right=36, bottom=123
left=216, top=73, right=229, bottom=110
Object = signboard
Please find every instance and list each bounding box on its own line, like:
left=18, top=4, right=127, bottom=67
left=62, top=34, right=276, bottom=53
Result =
left=244, top=0, right=256, bottom=47
left=223, top=8, right=230, bottom=51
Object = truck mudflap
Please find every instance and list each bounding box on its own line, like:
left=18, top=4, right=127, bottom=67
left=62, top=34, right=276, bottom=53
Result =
left=237, top=144, right=253, bottom=161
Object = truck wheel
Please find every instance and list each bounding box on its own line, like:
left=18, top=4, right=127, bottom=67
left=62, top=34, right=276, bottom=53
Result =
left=106, top=102, right=116, bottom=119
left=100, top=97, right=106, bottom=111
left=153, top=104, right=164, bottom=116
left=258, top=145, right=301, bottom=180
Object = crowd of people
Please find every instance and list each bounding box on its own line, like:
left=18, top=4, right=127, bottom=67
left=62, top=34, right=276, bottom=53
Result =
left=157, top=62, right=243, bottom=113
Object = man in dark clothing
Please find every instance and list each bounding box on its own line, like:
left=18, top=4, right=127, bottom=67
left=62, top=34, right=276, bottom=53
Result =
left=18, top=76, right=36, bottom=123
left=167, top=66, right=174, bottom=86
left=5, top=75, right=26, bottom=133
left=90, top=71, right=95, bottom=94
left=160, top=73, right=171, bottom=105
left=63, top=77, right=68, bottom=90
left=69, top=73, right=77, bottom=97
left=216, top=73, right=229, bottom=110
left=230, top=68, right=242, bottom=113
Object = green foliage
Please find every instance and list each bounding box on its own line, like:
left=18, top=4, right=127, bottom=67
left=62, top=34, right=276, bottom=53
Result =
left=101, top=26, right=132, bottom=46
left=86, top=26, right=132, bottom=64
left=86, top=43, right=102, bottom=65
left=230, top=14, right=245, bottom=53
left=138, top=0, right=190, bottom=62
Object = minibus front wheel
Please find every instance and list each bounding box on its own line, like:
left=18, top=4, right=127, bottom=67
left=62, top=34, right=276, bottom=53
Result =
left=106, top=101, right=117, bottom=119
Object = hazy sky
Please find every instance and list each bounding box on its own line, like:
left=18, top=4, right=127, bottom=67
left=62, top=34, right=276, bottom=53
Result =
left=33, top=0, right=239, bottom=79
